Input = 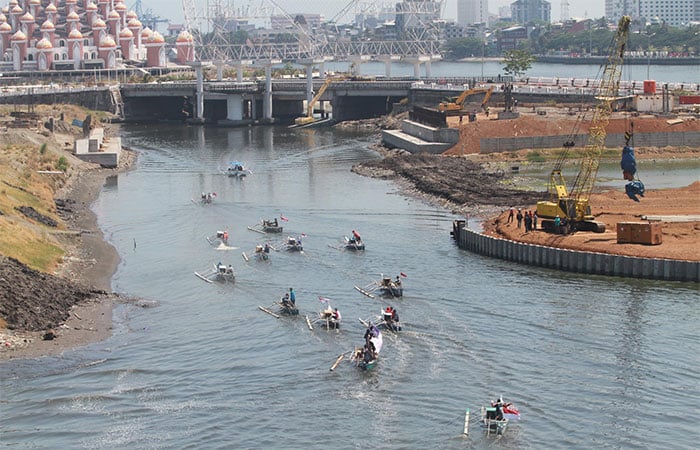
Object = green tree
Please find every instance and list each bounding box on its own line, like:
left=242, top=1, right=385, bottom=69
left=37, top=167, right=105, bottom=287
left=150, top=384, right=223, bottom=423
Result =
left=444, top=38, right=487, bottom=59
left=502, top=49, right=535, bottom=77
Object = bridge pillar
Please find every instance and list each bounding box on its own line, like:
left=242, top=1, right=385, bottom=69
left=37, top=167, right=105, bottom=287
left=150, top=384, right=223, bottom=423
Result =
left=213, top=60, right=225, bottom=81
left=192, top=62, right=205, bottom=122
left=226, top=94, right=243, bottom=121
left=406, top=56, right=430, bottom=78
left=298, top=58, right=324, bottom=106
left=261, top=59, right=280, bottom=123
left=233, top=60, right=252, bottom=82
left=349, top=55, right=371, bottom=77
left=378, top=55, right=401, bottom=78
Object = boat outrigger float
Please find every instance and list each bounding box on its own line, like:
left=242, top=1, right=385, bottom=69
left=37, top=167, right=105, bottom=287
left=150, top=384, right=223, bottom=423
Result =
left=247, top=218, right=283, bottom=234
left=354, top=272, right=405, bottom=299
left=194, top=262, right=235, bottom=283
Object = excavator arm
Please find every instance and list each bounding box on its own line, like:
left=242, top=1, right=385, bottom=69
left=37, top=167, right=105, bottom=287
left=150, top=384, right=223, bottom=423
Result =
left=439, top=87, right=493, bottom=112
left=295, top=76, right=343, bottom=126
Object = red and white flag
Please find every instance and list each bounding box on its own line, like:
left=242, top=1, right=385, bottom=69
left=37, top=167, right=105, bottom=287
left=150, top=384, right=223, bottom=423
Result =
left=400, top=272, right=407, bottom=278
left=318, top=296, right=330, bottom=304
left=280, top=214, right=289, bottom=222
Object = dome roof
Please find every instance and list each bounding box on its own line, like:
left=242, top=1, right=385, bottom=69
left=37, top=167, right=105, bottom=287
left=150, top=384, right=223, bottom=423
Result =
left=0, top=22, right=12, bottom=32
left=11, top=29, right=26, bottom=40
left=99, top=35, right=117, bottom=48
left=0, top=13, right=6, bottom=23
left=11, top=5, right=23, bottom=14
left=29, top=0, right=41, bottom=5
left=68, top=28, right=83, bottom=39
left=66, top=0, right=77, bottom=4
left=66, top=11, right=80, bottom=21
left=119, top=27, right=133, bottom=38
left=45, top=4, right=57, bottom=13
left=115, top=3, right=127, bottom=12
left=141, top=26, right=153, bottom=38
left=40, top=20, right=55, bottom=31
left=86, top=2, right=98, bottom=12
left=108, top=10, right=120, bottom=19
left=127, top=18, right=142, bottom=28
left=36, top=37, right=53, bottom=49
left=8, top=0, right=18, bottom=7
left=19, top=12, right=34, bottom=22
left=176, top=30, right=193, bottom=43
left=92, top=17, right=106, bottom=28
left=147, top=31, right=164, bottom=44
left=126, top=11, right=138, bottom=20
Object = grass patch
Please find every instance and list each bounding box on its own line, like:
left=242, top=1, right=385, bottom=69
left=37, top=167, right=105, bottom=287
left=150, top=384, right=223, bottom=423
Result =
left=0, top=219, right=64, bottom=271
left=527, top=151, right=547, bottom=163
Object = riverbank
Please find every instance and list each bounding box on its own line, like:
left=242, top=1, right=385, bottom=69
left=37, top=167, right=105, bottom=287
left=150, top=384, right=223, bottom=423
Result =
left=355, top=111, right=699, bottom=263
left=0, top=106, right=135, bottom=361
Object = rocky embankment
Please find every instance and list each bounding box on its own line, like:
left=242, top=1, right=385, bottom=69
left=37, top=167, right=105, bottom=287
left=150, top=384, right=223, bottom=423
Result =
left=352, top=150, right=541, bottom=216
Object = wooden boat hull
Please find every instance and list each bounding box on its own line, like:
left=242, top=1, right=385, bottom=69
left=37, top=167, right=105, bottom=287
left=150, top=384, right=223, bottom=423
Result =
left=378, top=286, right=402, bottom=297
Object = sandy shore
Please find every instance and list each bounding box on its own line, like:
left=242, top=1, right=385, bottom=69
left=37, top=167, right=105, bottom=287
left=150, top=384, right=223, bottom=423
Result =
left=0, top=146, right=137, bottom=362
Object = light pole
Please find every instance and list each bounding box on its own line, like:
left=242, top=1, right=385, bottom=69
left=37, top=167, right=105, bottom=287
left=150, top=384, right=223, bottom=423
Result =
left=481, top=36, right=485, bottom=78
left=646, top=32, right=655, bottom=80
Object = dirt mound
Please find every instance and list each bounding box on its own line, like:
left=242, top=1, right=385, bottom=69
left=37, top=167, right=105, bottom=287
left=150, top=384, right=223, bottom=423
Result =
left=446, top=114, right=700, bottom=155
left=0, top=256, right=107, bottom=331
left=353, top=152, right=541, bottom=212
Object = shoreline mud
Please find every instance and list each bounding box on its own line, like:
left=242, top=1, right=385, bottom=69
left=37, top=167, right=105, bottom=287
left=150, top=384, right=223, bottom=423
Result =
left=0, top=142, right=137, bottom=362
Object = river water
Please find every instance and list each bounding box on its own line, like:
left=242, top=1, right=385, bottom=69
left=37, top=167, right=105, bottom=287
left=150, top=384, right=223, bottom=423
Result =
left=326, top=60, right=700, bottom=84
left=1, top=123, right=699, bottom=449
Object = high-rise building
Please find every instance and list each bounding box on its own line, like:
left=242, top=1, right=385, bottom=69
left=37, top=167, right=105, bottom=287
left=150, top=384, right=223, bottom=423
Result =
left=605, top=0, right=699, bottom=27
left=510, top=0, right=551, bottom=24
left=639, top=0, right=699, bottom=27
left=458, top=0, right=489, bottom=26
left=605, top=0, right=642, bottom=22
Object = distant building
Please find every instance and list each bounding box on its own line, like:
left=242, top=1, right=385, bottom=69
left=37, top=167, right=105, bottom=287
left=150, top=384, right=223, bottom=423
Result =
left=510, top=0, right=551, bottom=24
left=605, top=0, right=641, bottom=23
left=606, top=0, right=699, bottom=27
left=497, top=25, right=529, bottom=51
left=458, top=0, right=489, bottom=26
left=0, top=0, right=194, bottom=72
left=270, top=14, right=322, bottom=31
left=638, top=0, right=699, bottom=27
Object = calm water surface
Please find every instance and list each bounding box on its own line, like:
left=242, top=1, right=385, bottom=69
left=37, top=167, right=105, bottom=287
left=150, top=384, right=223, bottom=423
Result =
left=1, top=124, right=698, bottom=449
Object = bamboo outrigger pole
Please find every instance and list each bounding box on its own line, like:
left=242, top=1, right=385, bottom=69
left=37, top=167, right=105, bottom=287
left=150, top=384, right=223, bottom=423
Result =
left=329, top=354, right=344, bottom=371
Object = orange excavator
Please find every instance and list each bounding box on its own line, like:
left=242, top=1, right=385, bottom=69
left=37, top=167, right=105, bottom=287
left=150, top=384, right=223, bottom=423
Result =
left=438, top=86, right=494, bottom=113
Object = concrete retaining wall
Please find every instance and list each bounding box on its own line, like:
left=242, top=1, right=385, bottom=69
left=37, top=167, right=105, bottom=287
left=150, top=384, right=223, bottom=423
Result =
left=452, top=221, right=699, bottom=282
left=480, top=131, right=700, bottom=153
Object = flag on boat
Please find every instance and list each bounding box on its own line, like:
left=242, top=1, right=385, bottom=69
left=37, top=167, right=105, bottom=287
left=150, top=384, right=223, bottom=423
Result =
left=318, top=296, right=330, bottom=304
left=300, top=233, right=307, bottom=238
left=280, top=215, right=289, bottom=222
left=400, top=272, right=407, bottom=278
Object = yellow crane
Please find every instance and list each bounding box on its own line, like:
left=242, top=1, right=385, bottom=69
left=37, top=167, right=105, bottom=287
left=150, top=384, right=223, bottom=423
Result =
left=438, top=86, right=494, bottom=113
left=294, top=77, right=342, bottom=126
left=536, top=16, right=631, bottom=233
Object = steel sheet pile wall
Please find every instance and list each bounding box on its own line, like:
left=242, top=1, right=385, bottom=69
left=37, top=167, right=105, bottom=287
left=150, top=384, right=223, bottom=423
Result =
left=453, top=222, right=699, bottom=282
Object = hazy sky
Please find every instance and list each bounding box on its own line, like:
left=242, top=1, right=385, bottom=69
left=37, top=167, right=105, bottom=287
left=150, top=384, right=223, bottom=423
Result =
left=144, top=1, right=605, bottom=27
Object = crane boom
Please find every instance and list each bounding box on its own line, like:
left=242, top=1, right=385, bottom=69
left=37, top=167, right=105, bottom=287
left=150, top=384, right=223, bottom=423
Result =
left=536, top=16, right=631, bottom=233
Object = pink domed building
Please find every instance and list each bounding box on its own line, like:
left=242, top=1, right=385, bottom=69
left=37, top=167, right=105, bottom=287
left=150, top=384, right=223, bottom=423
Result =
left=0, top=0, right=187, bottom=72
left=145, top=30, right=165, bottom=67
left=175, top=30, right=194, bottom=64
